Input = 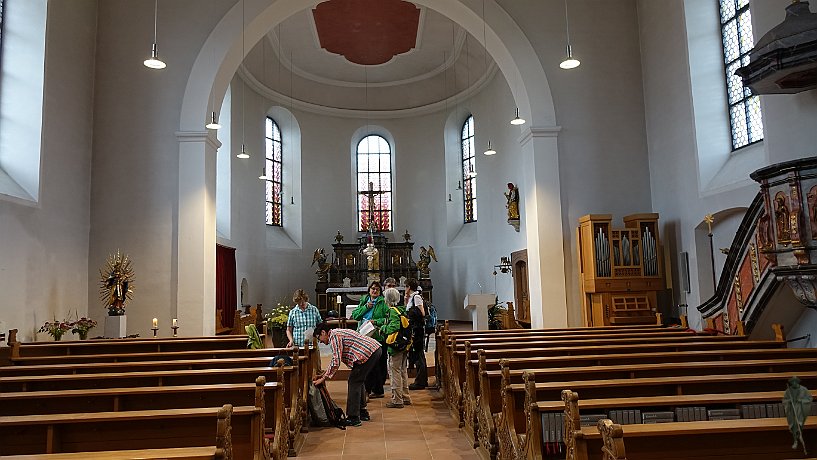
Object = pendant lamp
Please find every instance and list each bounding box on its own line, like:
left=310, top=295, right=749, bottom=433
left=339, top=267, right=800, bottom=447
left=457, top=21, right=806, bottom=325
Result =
left=483, top=140, right=496, bottom=156
left=143, top=0, right=167, bottom=69
left=560, top=0, right=580, bottom=69
left=236, top=0, right=249, bottom=159
left=510, top=107, right=526, bottom=125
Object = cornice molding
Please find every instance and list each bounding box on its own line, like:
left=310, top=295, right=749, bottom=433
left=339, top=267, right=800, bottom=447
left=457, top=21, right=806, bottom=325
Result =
left=238, top=62, right=499, bottom=120
left=175, top=131, right=223, bottom=150
left=518, top=125, right=561, bottom=146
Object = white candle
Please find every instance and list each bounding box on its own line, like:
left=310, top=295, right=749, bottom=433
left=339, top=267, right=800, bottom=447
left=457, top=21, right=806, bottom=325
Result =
left=336, top=295, right=342, bottom=304
left=152, top=318, right=158, bottom=328
left=172, top=318, right=178, bottom=327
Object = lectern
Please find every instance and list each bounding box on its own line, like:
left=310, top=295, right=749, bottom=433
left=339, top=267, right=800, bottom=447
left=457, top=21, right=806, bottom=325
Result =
left=463, top=293, right=496, bottom=331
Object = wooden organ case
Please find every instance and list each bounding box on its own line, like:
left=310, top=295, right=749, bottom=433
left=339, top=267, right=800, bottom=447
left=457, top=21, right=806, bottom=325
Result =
left=578, top=214, right=664, bottom=326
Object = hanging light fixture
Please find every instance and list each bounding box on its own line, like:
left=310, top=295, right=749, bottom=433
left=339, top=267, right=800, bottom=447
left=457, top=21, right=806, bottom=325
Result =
left=484, top=140, right=496, bottom=156
left=258, top=168, right=270, bottom=180
left=143, top=0, right=167, bottom=69
left=481, top=0, right=497, bottom=156
left=510, top=107, right=526, bottom=125
left=205, top=0, right=221, bottom=129
left=560, top=0, right=580, bottom=70
left=206, top=111, right=222, bottom=130
left=236, top=0, right=250, bottom=159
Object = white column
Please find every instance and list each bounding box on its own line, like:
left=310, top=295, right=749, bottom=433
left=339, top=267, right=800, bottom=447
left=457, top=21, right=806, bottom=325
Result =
left=176, top=131, right=220, bottom=336
left=520, top=127, right=568, bottom=328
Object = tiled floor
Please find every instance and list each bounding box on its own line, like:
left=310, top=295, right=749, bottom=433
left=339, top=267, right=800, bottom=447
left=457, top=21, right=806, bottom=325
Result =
left=293, top=380, right=479, bottom=460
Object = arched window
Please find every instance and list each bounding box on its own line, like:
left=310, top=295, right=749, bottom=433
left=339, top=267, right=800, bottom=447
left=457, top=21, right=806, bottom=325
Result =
left=718, top=0, right=763, bottom=150
left=356, top=134, right=392, bottom=232
left=461, top=115, right=477, bottom=223
left=264, top=117, right=283, bottom=226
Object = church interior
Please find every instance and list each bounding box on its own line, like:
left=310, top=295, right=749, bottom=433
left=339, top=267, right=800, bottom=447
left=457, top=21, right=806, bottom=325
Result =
left=2, top=0, right=817, bottom=458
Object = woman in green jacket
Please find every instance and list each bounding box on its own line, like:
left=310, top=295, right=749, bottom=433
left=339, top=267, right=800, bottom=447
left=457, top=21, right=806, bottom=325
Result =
left=350, top=280, right=389, bottom=398
left=381, top=287, right=411, bottom=407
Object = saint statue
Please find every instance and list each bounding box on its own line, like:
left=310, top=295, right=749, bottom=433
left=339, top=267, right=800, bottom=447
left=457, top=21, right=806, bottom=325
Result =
left=418, top=246, right=437, bottom=279
left=775, top=194, right=791, bottom=243
left=783, top=376, right=813, bottom=454
left=505, top=182, right=520, bottom=221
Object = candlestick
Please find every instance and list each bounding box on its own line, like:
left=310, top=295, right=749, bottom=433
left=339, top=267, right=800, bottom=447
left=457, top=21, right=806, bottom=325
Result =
left=171, top=325, right=179, bottom=337
left=151, top=326, right=158, bottom=338
left=336, top=295, right=342, bottom=304
left=152, top=317, right=158, bottom=328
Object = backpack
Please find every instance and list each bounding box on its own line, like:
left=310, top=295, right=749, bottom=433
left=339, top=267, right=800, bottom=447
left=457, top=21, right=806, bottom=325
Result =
left=424, top=303, right=438, bottom=335
left=308, top=381, right=347, bottom=430
left=385, top=306, right=413, bottom=352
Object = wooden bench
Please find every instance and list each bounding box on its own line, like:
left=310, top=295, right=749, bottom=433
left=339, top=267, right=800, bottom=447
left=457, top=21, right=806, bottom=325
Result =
left=499, top=371, right=817, bottom=460
left=542, top=389, right=817, bottom=460
left=583, top=417, right=817, bottom=460
left=1, top=446, right=227, bottom=459
left=0, top=375, right=290, bottom=459
left=0, top=404, right=268, bottom=459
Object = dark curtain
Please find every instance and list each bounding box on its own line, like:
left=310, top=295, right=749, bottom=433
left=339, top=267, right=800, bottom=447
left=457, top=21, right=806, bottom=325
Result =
left=216, top=245, right=237, bottom=328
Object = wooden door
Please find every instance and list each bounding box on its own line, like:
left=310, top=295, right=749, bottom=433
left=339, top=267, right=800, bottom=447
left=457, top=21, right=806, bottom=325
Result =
left=511, top=249, right=530, bottom=324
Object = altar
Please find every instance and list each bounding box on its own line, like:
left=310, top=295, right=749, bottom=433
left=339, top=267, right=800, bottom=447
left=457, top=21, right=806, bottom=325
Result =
left=314, top=232, right=433, bottom=314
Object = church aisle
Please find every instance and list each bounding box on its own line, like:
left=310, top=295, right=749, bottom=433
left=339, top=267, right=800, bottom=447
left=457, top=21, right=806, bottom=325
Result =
left=293, top=380, right=479, bottom=460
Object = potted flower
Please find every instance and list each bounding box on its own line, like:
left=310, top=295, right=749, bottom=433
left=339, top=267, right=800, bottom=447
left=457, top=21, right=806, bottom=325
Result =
left=39, top=320, right=72, bottom=341
left=71, top=317, right=98, bottom=340
left=265, top=303, right=290, bottom=348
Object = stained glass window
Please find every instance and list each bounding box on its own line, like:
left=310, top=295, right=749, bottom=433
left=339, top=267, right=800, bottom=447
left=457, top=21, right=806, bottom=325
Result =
left=718, top=0, right=763, bottom=150
left=356, top=135, right=393, bottom=232
left=265, top=117, right=283, bottom=226
left=461, top=115, right=477, bottom=223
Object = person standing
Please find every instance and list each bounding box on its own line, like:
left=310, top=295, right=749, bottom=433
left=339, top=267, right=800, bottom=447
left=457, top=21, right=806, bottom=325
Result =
left=286, top=289, right=322, bottom=348
left=313, top=322, right=382, bottom=426
left=350, top=281, right=389, bottom=398
left=405, top=278, right=428, bottom=389
left=381, top=287, right=412, bottom=408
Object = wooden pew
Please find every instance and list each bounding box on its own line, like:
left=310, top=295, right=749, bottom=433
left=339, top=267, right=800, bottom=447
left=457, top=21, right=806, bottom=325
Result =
left=0, top=375, right=290, bottom=459
left=584, top=417, right=817, bottom=460
left=1, top=446, right=227, bottom=459
left=500, top=371, right=817, bottom=460
left=468, top=353, right=817, bottom=458
left=7, top=346, right=306, bottom=366
left=0, top=404, right=269, bottom=459
left=545, top=389, right=817, bottom=460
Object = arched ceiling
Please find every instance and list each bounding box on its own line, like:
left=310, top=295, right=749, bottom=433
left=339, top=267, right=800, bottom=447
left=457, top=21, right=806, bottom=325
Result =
left=240, top=0, right=495, bottom=112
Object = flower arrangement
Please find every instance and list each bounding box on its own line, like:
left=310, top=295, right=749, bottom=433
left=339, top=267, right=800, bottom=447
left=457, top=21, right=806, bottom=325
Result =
left=39, top=320, right=72, bottom=341
left=70, top=317, right=98, bottom=340
left=265, top=303, right=290, bottom=330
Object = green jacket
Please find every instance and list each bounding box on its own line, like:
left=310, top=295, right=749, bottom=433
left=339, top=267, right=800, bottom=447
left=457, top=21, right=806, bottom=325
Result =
left=351, top=294, right=388, bottom=343
left=381, top=305, right=407, bottom=355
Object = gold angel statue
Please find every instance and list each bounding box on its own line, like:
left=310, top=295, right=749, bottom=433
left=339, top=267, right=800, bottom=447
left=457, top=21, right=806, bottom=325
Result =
left=418, top=246, right=437, bottom=279
left=312, top=248, right=332, bottom=281
left=99, top=250, right=134, bottom=316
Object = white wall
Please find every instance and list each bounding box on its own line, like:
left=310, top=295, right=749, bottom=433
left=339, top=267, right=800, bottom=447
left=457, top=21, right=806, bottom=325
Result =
left=638, top=0, right=817, bottom=331
left=0, top=0, right=97, bottom=340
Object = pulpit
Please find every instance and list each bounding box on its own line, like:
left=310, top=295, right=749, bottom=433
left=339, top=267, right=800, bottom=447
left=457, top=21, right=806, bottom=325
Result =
left=463, top=293, right=496, bottom=331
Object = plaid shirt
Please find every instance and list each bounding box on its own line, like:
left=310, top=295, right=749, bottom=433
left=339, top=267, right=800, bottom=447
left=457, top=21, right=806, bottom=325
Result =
left=287, top=303, right=322, bottom=347
left=324, top=328, right=381, bottom=379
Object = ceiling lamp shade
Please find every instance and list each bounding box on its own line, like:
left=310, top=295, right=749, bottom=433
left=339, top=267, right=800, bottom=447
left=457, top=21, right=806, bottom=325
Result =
left=735, top=1, right=817, bottom=94
left=205, top=111, right=221, bottom=130
left=484, top=140, right=497, bottom=156
left=560, top=0, right=580, bottom=70
left=143, top=0, right=166, bottom=69
left=510, top=107, right=526, bottom=125
left=259, top=168, right=270, bottom=180
left=236, top=144, right=249, bottom=159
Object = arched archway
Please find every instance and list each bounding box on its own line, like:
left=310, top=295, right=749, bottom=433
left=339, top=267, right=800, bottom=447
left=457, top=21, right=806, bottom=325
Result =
left=176, top=0, right=566, bottom=334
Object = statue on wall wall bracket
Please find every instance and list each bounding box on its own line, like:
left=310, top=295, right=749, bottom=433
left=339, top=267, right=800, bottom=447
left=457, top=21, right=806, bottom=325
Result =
left=312, top=248, right=332, bottom=282
left=505, top=182, right=521, bottom=232
left=418, top=246, right=437, bottom=279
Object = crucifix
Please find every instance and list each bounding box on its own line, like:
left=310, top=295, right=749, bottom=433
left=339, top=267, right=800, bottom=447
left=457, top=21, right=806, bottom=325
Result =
left=358, top=181, right=386, bottom=232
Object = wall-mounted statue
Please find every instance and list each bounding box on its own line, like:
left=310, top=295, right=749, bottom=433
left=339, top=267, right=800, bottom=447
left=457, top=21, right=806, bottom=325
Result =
left=311, top=248, right=332, bottom=282
left=418, top=246, right=437, bottom=279
left=505, top=182, right=521, bottom=232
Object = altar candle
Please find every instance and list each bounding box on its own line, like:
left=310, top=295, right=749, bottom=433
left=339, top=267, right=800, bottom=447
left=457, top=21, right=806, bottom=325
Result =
left=336, top=295, right=342, bottom=304
left=152, top=318, right=158, bottom=328
left=172, top=318, right=178, bottom=327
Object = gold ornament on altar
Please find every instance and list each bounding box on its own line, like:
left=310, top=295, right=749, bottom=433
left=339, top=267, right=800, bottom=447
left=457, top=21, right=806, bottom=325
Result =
left=99, top=250, right=134, bottom=316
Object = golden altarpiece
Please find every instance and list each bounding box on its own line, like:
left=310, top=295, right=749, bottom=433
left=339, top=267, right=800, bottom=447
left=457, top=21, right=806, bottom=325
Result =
left=577, top=213, right=664, bottom=326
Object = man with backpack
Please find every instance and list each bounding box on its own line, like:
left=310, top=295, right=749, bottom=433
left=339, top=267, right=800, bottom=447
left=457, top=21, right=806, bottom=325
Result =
left=312, top=322, right=382, bottom=427
left=404, top=278, right=429, bottom=390
left=381, top=287, right=412, bottom=408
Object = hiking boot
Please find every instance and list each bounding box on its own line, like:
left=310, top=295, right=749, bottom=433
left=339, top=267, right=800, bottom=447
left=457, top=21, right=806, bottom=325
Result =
left=360, top=410, right=371, bottom=421
left=409, top=383, right=427, bottom=390
left=385, top=401, right=404, bottom=409
left=345, top=417, right=362, bottom=427
left=403, top=399, right=412, bottom=406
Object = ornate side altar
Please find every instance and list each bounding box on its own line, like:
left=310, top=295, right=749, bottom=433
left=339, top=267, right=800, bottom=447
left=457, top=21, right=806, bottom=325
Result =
left=314, top=231, right=433, bottom=314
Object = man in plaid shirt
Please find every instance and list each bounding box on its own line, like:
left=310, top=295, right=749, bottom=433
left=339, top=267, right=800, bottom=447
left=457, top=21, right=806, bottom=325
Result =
left=286, top=289, right=322, bottom=348
left=313, top=322, right=382, bottom=426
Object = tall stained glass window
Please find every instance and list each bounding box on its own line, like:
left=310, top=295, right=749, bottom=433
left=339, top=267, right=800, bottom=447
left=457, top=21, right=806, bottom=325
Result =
left=265, top=117, right=283, bottom=226
left=461, top=115, right=477, bottom=223
left=718, top=0, right=763, bottom=150
left=356, top=135, right=393, bottom=232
